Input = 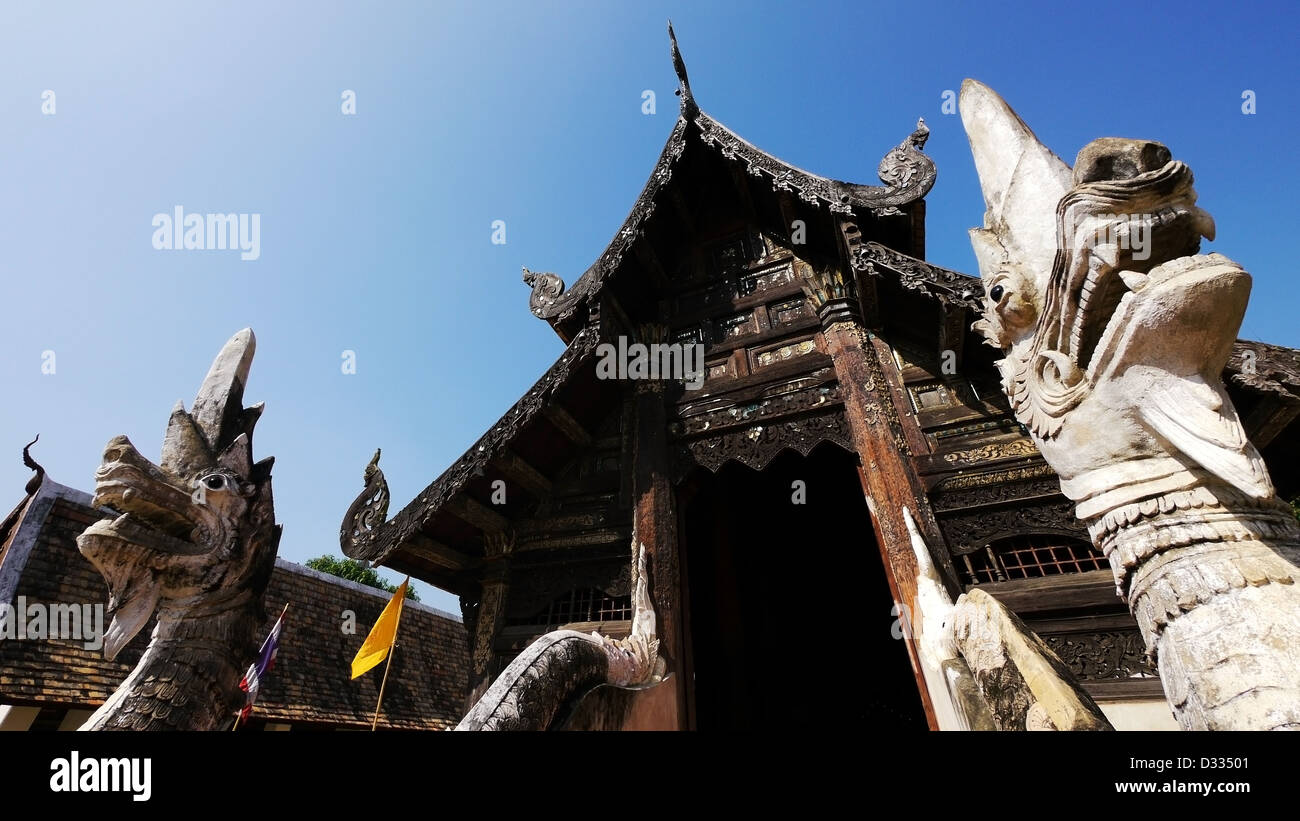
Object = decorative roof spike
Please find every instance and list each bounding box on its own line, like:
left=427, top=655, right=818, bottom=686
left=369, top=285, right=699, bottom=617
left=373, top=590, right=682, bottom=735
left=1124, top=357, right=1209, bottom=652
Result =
left=910, top=117, right=930, bottom=150
left=22, top=435, right=44, bottom=495
left=341, top=448, right=390, bottom=557
left=522, top=266, right=565, bottom=318
left=668, top=21, right=697, bottom=116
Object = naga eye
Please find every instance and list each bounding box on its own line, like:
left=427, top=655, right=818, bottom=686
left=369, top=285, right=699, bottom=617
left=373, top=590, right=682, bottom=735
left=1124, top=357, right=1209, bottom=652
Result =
left=203, top=475, right=227, bottom=491
left=989, top=284, right=1005, bottom=303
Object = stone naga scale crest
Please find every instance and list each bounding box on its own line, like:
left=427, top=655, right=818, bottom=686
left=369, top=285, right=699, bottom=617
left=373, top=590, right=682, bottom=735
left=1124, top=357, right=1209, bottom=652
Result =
left=961, top=80, right=1300, bottom=730
left=78, top=329, right=281, bottom=730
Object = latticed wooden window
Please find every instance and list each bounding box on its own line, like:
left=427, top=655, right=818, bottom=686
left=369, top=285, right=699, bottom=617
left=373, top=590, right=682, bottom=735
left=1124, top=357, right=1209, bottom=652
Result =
left=961, top=534, right=1107, bottom=585
left=508, top=589, right=632, bottom=627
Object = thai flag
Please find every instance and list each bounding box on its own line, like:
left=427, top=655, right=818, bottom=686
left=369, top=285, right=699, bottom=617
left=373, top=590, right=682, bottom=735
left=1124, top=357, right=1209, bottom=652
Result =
left=238, top=609, right=285, bottom=722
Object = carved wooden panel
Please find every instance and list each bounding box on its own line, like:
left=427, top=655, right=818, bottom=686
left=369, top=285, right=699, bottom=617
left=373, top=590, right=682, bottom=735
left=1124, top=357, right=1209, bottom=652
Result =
left=673, top=408, right=852, bottom=476
left=672, top=257, right=797, bottom=320
left=737, top=261, right=796, bottom=295
left=750, top=337, right=820, bottom=371
left=675, top=377, right=841, bottom=438
left=930, top=469, right=1063, bottom=509
left=769, top=297, right=811, bottom=327
left=1041, top=631, right=1157, bottom=681
left=706, top=228, right=764, bottom=276
left=716, top=310, right=758, bottom=342
left=937, top=498, right=1087, bottom=556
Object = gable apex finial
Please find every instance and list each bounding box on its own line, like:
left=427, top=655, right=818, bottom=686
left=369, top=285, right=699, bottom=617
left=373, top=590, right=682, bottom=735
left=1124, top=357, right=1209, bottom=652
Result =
left=668, top=21, right=697, bottom=116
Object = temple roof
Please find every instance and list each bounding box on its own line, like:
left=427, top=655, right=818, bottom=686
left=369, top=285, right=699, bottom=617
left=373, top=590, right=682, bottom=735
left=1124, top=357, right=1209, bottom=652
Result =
left=341, top=26, right=1300, bottom=589
left=342, top=28, right=946, bottom=579
left=522, top=23, right=938, bottom=341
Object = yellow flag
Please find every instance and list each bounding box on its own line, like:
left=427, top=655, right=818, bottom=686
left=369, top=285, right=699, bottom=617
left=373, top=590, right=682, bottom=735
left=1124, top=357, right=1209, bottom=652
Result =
left=350, top=577, right=408, bottom=679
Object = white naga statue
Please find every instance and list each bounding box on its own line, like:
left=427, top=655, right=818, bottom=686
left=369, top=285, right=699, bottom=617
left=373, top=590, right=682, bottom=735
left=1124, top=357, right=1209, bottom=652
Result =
left=959, top=79, right=1300, bottom=730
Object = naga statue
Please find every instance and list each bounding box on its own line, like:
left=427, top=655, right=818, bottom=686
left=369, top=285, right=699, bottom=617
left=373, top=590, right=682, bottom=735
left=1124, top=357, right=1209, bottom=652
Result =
left=78, top=329, right=281, bottom=730
left=960, top=79, right=1300, bottom=730
left=455, top=542, right=665, bottom=730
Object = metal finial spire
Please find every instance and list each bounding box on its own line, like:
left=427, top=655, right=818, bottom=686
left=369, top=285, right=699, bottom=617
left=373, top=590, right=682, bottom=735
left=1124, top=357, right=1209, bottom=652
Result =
left=668, top=21, right=696, bottom=116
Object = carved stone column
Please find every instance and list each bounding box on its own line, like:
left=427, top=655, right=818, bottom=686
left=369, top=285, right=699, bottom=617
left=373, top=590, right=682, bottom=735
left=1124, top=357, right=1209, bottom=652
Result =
left=800, top=264, right=944, bottom=728
left=628, top=323, right=686, bottom=729
left=467, top=531, right=513, bottom=706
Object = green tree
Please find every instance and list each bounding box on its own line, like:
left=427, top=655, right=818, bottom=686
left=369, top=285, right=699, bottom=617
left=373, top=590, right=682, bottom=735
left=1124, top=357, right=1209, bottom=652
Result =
left=305, top=555, right=420, bottom=602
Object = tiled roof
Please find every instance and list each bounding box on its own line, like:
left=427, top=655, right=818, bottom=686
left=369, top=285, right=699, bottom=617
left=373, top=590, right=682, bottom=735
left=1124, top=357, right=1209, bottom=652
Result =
left=0, top=489, right=469, bottom=730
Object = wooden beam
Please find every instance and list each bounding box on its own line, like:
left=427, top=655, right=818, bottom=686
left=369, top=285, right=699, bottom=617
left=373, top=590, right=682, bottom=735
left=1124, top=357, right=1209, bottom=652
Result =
left=976, top=569, right=1118, bottom=615
left=410, top=533, right=478, bottom=573
left=543, top=405, right=594, bottom=448
left=938, top=303, right=967, bottom=373
left=629, top=383, right=687, bottom=729
left=669, top=188, right=695, bottom=238
left=830, top=327, right=942, bottom=730
left=445, top=494, right=510, bottom=534
left=836, top=218, right=880, bottom=329
left=727, top=162, right=760, bottom=226
left=497, top=449, right=553, bottom=498
left=776, top=191, right=800, bottom=247
left=799, top=275, right=958, bottom=730
left=1244, top=398, right=1300, bottom=449
left=634, top=238, right=673, bottom=292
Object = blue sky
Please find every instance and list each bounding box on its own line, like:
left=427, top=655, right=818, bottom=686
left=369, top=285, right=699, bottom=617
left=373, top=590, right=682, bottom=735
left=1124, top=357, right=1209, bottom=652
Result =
left=2, top=1, right=1297, bottom=612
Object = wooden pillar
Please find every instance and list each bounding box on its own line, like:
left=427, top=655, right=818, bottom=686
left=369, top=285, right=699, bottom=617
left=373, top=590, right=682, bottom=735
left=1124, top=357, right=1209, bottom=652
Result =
left=800, top=264, right=942, bottom=729
left=466, top=531, right=512, bottom=708
left=627, top=323, right=687, bottom=730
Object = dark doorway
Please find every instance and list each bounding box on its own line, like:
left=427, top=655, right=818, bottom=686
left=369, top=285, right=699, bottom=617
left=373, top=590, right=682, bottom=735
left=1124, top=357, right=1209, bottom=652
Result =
left=681, top=442, right=927, bottom=730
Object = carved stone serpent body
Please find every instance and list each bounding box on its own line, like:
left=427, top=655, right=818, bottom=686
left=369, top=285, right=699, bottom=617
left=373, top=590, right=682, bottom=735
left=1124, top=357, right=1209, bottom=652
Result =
left=455, top=544, right=665, bottom=731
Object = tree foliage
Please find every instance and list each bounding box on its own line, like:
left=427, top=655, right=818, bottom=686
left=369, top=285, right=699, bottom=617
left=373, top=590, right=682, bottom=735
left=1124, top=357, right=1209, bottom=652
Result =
left=305, top=555, right=420, bottom=602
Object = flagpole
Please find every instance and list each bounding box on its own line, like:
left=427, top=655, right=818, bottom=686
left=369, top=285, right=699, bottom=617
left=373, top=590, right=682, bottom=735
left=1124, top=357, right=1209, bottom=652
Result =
left=370, top=578, right=408, bottom=731
left=233, top=602, right=289, bottom=732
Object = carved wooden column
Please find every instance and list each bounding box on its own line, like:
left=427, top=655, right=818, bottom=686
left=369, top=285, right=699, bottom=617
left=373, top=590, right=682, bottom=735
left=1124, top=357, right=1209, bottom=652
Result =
left=628, top=323, right=687, bottom=729
left=466, top=531, right=513, bottom=707
left=800, top=265, right=943, bottom=728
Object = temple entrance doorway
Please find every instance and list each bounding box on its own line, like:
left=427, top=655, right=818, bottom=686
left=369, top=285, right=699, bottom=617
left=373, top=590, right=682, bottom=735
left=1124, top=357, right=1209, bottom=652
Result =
left=680, top=442, right=927, bottom=730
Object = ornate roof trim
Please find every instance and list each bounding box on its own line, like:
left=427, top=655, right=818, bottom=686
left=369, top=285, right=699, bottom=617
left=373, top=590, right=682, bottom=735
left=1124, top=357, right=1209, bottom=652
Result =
left=1227, top=339, right=1300, bottom=402
left=523, top=113, right=936, bottom=324
left=343, top=324, right=603, bottom=565
left=695, top=114, right=935, bottom=215
left=522, top=116, right=690, bottom=325
left=853, top=241, right=981, bottom=307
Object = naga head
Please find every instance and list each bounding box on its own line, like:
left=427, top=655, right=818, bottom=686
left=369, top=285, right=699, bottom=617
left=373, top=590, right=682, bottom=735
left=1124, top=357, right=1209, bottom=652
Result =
left=959, top=80, right=1272, bottom=502
left=78, top=329, right=281, bottom=659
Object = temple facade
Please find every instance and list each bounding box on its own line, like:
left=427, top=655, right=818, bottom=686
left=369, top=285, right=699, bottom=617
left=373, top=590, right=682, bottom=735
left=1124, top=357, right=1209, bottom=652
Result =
left=340, top=34, right=1300, bottom=730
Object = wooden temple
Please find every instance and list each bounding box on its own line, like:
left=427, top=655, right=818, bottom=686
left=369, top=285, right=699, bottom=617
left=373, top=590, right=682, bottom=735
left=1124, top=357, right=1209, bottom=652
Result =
left=340, top=29, right=1300, bottom=730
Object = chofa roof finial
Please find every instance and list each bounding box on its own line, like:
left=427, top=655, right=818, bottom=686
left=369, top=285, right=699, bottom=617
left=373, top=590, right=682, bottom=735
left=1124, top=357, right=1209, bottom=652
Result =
left=668, top=21, right=697, bottom=116
left=22, top=434, right=44, bottom=495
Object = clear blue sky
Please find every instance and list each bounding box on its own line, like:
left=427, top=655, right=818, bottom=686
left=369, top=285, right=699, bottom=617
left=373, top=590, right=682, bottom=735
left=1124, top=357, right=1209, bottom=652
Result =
left=2, top=1, right=1297, bottom=612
